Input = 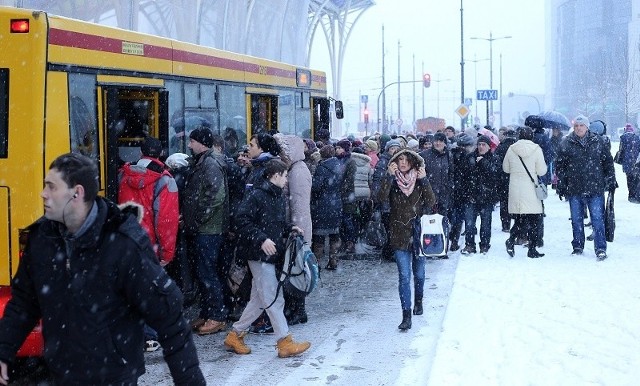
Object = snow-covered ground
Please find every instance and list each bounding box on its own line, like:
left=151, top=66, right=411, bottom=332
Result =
left=140, top=141, right=640, bottom=386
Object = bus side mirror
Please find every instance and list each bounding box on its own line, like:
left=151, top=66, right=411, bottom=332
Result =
left=335, top=101, right=344, bottom=119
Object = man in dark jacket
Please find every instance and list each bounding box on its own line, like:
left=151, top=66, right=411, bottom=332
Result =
left=183, top=128, right=230, bottom=335
left=556, top=115, right=617, bottom=260
left=0, top=153, right=204, bottom=385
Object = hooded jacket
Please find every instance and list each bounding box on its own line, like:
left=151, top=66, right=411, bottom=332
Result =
left=350, top=151, right=372, bottom=200
left=502, top=139, right=547, bottom=214
left=118, top=158, right=179, bottom=263
left=0, top=198, right=204, bottom=385
left=378, top=149, right=436, bottom=251
left=275, top=134, right=312, bottom=243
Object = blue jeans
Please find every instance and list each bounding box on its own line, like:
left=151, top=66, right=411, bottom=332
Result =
left=189, top=233, right=227, bottom=321
left=394, top=250, right=425, bottom=311
left=568, top=195, right=606, bottom=252
left=464, top=203, right=493, bottom=249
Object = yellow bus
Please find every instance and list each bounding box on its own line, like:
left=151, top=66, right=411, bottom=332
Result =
left=0, top=7, right=338, bottom=356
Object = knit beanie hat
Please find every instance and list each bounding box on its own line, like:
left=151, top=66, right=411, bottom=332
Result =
left=477, top=135, right=492, bottom=146
left=590, top=120, right=606, bottom=135
left=189, top=127, right=214, bottom=148
left=336, top=139, right=352, bottom=153
left=384, top=139, right=401, bottom=152
left=141, top=136, right=162, bottom=158
left=456, top=133, right=475, bottom=147
left=365, top=139, right=379, bottom=152
left=379, top=134, right=392, bottom=152
left=319, top=144, right=335, bottom=159
left=573, top=115, right=590, bottom=128
left=433, top=132, right=447, bottom=143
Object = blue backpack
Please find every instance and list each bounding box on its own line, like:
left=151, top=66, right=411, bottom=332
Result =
left=265, top=234, right=319, bottom=309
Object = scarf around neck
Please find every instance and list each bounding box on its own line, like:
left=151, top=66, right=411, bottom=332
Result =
left=395, top=168, right=417, bottom=196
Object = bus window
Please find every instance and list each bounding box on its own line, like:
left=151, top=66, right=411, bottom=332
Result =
left=219, top=84, right=247, bottom=155
left=296, top=91, right=311, bottom=138
left=167, top=81, right=185, bottom=154
left=251, top=95, right=277, bottom=136
left=0, top=69, right=7, bottom=158
left=69, top=73, right=98, bottom=160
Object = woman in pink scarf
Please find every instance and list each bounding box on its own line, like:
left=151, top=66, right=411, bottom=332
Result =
left=378, top=149, right=435, bottom=331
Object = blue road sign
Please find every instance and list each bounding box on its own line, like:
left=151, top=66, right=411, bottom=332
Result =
left=464, top=98, right=473, bottom=106
left=476, top=89, right=498, bottom=101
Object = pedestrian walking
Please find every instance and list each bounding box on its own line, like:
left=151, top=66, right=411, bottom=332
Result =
left=224, top=159, right=311, bottom=358
left=378, top=149, right=436, bottom=330
left=502, top=127, right=547, bottom=258
left=0, top=153, right=204, bottom=385
left=556, top=115, right=617, bottom=260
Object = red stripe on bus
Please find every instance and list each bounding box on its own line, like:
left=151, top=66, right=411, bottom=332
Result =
left=49, top=28, right=172, bottom=60
left=49, top=28, right=304, bottom=81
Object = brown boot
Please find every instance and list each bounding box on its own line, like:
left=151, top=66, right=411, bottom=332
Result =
left=224, top=330, right=251, bottom=354
left=276, top=334, right=310, bottom=358
left=197, top=319, right=226, bottom=335
left=189, top=318, right=206, bottom=330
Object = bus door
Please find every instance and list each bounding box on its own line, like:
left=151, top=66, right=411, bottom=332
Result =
left=312, top=97, right=330, bottom=141
left=99, top=86, right=168, bottom=201
left=249, top=94, right=278, bottom=137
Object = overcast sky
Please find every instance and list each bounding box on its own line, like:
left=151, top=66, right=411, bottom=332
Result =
left=309, top=0, right=545, bottom=128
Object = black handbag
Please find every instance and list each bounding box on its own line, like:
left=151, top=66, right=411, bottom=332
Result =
left=362, top=210, right=388, bottom=247
left=605, top=190, right=615, bottom=242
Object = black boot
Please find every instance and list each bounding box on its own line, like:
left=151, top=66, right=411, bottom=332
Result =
left=413, top=298, right=423, bottom=315
left=398, top=310, right=412, bottom=330
left=505, top=238, right=515, bottom=257
left=288, top=300, right=308, bottom=325
left=527, top=248, right=545, bottom=258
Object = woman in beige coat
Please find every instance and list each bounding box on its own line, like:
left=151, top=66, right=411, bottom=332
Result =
left=502, top=127, right=547, bottom=258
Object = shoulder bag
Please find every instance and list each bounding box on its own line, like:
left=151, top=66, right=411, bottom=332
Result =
left=518, top=156, right=548, bottom=200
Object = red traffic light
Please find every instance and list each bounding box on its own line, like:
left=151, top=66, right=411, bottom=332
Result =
left=423, top=73, right=431, bottom=88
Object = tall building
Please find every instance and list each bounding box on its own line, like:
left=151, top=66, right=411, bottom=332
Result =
left=547, top=0, right=639, bottom=127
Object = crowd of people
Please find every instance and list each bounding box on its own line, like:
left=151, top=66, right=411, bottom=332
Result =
left=0, top=113, right=629, bottom=383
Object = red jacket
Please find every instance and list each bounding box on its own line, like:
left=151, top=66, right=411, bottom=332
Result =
left=118, top=158, right=179, bottom=263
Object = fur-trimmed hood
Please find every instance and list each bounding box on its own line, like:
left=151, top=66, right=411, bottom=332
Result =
left=389, top=148, right=425, bottom=170
left=117, top=201, right=144, bottom=224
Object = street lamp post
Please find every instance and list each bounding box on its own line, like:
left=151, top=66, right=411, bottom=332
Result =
left=470, top=31, right=511, bottom=126
left=469, top=54, right=489, bottom=123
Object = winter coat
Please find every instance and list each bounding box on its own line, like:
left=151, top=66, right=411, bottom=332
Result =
left=337, top=153, right=358, bottom=214
left=502, top=139, right=547, bottom=214
left=235, top=178, right=290, bottom=265
left=419, top=147, right=454, bottom=213
left=351, top=151, right=372, bottom=200
left=182, top=149, right=229, bottom=235
left=0, top=198, right=204, bottom=385
left=311, top=157, right=343, bottom=232
left=450, top=146, right=477, bottom=205
left=532, top=128, right=552, bottom=184
left=371, top=152, right=392, bottom=212
left=549, top=133, right=564, bottom=161
left=378, top=149, right=436, bottom=251
left=494, top=136, right=517, bottom=201
left=245, top=152, right=279, bottom=189
left=367, top=151, right=379, bottom=168
left=276, top=134, right=313, bottom=244
left=470, top=149, right=498, bottom=206
left=118, top=158, right=179, bottom=263
left=555, top=131, right=617, bottom=197
left=618, top=132, right=640, bottom=174
left=304, top=150, right=321, bottom=177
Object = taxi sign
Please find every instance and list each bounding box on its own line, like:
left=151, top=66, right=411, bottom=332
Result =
left=455, top=104, right=470, bottom=119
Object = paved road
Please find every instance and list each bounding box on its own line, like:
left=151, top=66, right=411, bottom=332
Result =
left=139, top=254, right=459, bottom=385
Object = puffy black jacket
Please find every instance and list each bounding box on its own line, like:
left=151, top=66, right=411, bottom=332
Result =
left=556, top=132, right=617, bottom=196
left=0, top=198, right=204, bottom=385
left=235, top=178, right=291, bottom=265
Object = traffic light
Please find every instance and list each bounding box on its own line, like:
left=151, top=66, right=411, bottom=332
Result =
left=363, top=109, right=369, bottom=124
left=423, top=73, right=431, bottom=88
